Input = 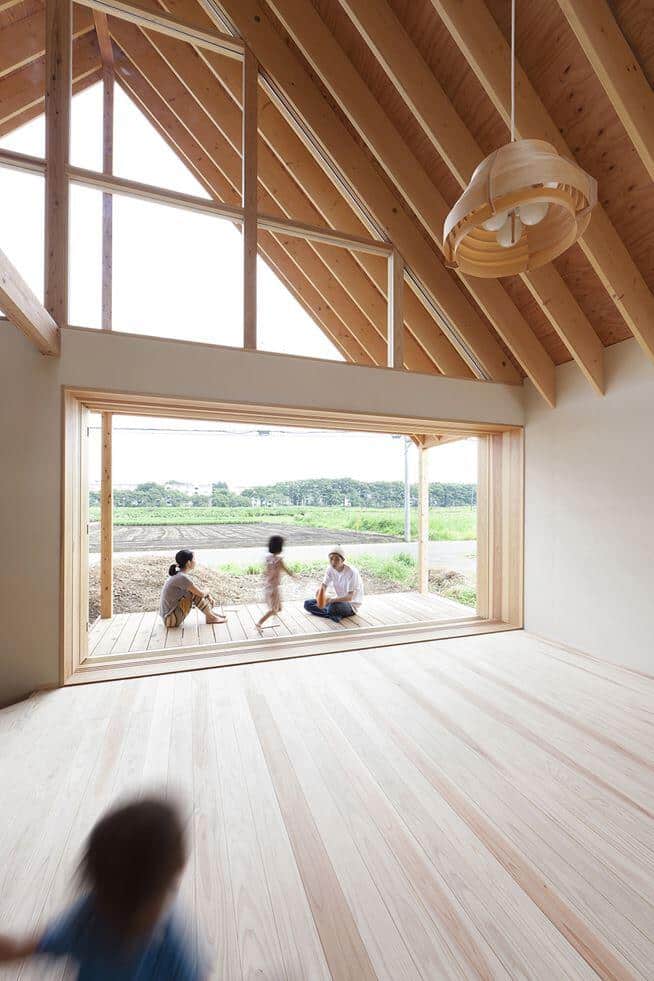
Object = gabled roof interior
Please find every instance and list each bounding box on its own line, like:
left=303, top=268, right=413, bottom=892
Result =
left=1, top=0, right=653, bottom=403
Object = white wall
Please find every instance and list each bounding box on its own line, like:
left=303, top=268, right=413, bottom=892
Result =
left=525, top=338, right=654, bottom=674
left=0, top=326, right=524, bottom=704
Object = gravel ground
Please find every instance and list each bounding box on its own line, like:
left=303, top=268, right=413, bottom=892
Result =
left=88, top=556, right=471, bottom=621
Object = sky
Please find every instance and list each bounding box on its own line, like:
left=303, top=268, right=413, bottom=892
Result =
left=1, top=81, right=477, bottom=489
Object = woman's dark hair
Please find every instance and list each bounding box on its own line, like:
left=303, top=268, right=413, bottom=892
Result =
left=169, top=548, right=194, bottom=576
left=268, top=535, right=284, bottom=555
left=81, top=797, right=186, bottom=934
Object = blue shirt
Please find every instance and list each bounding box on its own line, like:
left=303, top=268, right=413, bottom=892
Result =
left=37, top=896, right=201, bottom=980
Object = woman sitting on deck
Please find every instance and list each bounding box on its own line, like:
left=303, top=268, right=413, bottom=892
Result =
left=159, top=549, right=226, bottom=629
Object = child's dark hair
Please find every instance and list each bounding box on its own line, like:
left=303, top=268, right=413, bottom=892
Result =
left=81, top=797, right=186, bottom=934
left=169, top=548, right=193, bottom=576
left=268, top=535, right=284, bottom=555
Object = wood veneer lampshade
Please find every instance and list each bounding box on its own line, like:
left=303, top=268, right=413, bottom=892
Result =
left=443, top=139, right=597, bottom=278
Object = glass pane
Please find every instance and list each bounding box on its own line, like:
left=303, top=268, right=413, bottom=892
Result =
left=112, top=39, right=241, bottom=199
left=71, top=78, right=103, bottom=172
left=0, top=168, right=44, bottom=300
left=0, top=1, right=46, bottom=156
left=112, top=193, right=243, bottom=345
left=256, top=254, right=344, bottom=362
left=257, top=229, right=387, bottom=365
left=69, top=183, right=103, bottom=328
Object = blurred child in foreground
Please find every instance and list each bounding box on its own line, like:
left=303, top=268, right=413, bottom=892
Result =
left=0, top=796, right=204, bottom=979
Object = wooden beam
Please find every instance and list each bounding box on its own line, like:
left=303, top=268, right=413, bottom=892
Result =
left=387, top=249, right=404, bottom=369
left=0, top=5, right=94, bottom=79
left=263, top=0, right=556, bottom=396
left=0, top=70, right=102, bottom=140
left=131, top=0, right=470, bottom=376
left=242, top=47, right=257, bottom=350
left=211, top=0, right=521, bottom=385
left=339, top=0, right=603, bottom=397
left=557, top=0, right=654, bottom=183
left=45, top=0, right=71, bottom=328
left=417, top=439, right=429, bottom=595
left=432, top=0, right=654, bottom=368
left=100, top=61, right=114, bottom=330
left=76, top=0, right=243, bottom=57
left=100, top=412, right=113, bottom=618
left=0, top=33, right=100, bottom=135
left=0, top=247, right=59, bottom=354
left=111, top=54, right=378, bottom=365
left=107, top=22, right=405, bottom=367
left=204, top=50, right=466, bottom=374
left=265, top=0, right=554, bottom=400
left=93, top=10, right=114, bottom=66
left=520, top=265, right=604, bottom=395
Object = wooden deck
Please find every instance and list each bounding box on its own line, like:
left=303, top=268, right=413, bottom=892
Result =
left=2, top=631, right=653, bottom=979
left=88, top=591, right=474, bottom=658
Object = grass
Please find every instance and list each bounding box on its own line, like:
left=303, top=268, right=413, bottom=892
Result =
left=88, top=504, right=477, bottom=541
left=216, top=551, right=476, bottom=608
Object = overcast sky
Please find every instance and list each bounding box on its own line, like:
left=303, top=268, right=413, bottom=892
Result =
left=1, top=82, right=477, bottom=490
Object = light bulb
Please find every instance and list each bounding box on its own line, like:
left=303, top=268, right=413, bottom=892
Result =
left=519, top=201, right=548, bottom=226
left=496, top=211, right=523, bottom=248
left=482, top=210, right=509, bottom=232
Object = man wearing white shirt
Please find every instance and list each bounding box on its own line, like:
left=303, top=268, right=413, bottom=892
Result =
left=304, top=545, right=364, bottom=623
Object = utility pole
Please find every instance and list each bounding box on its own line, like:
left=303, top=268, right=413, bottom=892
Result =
left=404, top=436, right=411, bottom=543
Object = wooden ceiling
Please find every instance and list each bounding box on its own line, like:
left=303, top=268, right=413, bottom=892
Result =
left=1, top=0, right=653, bottom=406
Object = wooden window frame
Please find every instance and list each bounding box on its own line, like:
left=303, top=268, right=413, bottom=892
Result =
left=61, top=386, right=524, bottom=685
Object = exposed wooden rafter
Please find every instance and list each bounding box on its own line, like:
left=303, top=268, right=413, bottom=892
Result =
left=207, top=0, right=521, bottom=385
left=0, top=32, right=100, bottom=134
left=262, top=0, right=553, bottom=400
left=556, top=0, right=654, bottom=184
left=93, top=10, right=114, bottom=66
left=0, top=247, right=59, bottom=354
left=109, top=42, right=383, bottom=367
left=199, top=47, right=471, bottom=376
left=0, top=5, right=94, bottom=79
left=431, top=0, right=654, bottom=369
left=45, top=0, right=71, bottom=328
left=338, top=0, right=604, bottom=397
left=76, top=0, right=243, bottom=56
left=107, top=18, right=436, bottom=373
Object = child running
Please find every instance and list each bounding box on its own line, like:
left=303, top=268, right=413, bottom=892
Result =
left=256, top=534, right=297, bottom=635
left=0, top=796, right=204, bottom=979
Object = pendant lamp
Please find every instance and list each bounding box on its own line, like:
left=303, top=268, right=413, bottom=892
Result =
left=443, top=0, right=597, bottom=278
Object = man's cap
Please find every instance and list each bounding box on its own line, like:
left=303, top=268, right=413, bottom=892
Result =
left=328, top=545, right=345, bottom=560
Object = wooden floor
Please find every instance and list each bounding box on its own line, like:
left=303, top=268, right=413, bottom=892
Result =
left=2, top=631, right=653, bottom=979
left=88, top=591, right=473, bottom=658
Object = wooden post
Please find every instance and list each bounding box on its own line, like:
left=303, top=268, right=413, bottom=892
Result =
left=45, top=0, right=71, bottom=326
left=242, top=47, right=258, bottom=349
left=100, top=413, right=113, bottom=618
left=387, top=248, right=404, bottom=368
left=475, top=431, right=524, bottom=626
left=101, top=64, right=114, bottom=330
left=417, top=439, right=429, bottom=594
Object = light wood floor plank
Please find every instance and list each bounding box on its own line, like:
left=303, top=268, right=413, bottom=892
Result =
left=358, top=656, right=648, bottom=978
left=2, top=632, right=652, bottom=980
left=312, top=658, right=596, bottom=979
left=246, top=681, right=378, bottom=980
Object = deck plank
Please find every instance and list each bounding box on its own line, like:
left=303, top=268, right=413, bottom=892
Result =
left=89, top=592, right=473, bottom=658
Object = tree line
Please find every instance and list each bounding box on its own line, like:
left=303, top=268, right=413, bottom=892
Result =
left=90, top=478, right=476, bottom=509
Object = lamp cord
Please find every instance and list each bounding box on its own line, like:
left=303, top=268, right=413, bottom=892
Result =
left=510, top=0, right=516, bottom=142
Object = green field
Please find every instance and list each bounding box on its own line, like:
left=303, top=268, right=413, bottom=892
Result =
left=88, top=504, right=476, bottom=541
left=217, top=552, right=477, bottom=608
